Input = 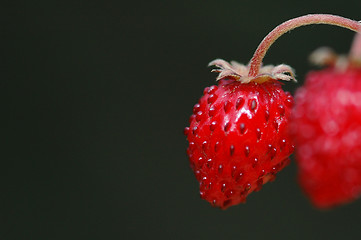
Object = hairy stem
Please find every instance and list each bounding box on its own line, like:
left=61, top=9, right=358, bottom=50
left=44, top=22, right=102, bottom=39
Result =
left=248, top=14, right=361, bottom=77
left=350, top=26, right=361, bottom=61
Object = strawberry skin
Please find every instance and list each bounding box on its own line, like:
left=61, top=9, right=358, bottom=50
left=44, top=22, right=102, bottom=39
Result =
left=184, top=78, right=294, bottom=209
left=291, top=67, right=361, bottom=208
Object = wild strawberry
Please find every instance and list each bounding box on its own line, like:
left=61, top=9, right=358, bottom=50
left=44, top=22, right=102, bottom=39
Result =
left=291, top=30, right=361, bottom=209
left=184, top=60, right=296, bottom=209
left=184, top=14, right=361, bottom=209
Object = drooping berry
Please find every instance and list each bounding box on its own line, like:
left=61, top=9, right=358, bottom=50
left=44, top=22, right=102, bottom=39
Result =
left=184, top=60, right=295, bottom=209
left=184, top=14, right=361, bottom=209
left=291, top=45, right=361, bottom=208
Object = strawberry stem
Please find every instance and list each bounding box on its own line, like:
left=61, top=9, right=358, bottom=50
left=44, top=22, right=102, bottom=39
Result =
left=248, top=14, right=361, bottom=77
left=350, top=26, right=361, bottom=62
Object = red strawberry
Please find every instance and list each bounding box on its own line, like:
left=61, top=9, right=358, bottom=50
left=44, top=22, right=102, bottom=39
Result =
left=182, top=14, right=360, bottom=209
left=184, top=60, right=295, bottom=209
left=291, top=46, right=361, bottom=208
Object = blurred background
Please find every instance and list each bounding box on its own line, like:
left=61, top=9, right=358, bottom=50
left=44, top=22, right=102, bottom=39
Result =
left=2, top=0, right=361, bottom=239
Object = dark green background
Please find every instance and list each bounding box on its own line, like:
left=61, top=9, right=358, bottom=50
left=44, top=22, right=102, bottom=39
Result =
left=2, top=0, right=361, bottom=239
